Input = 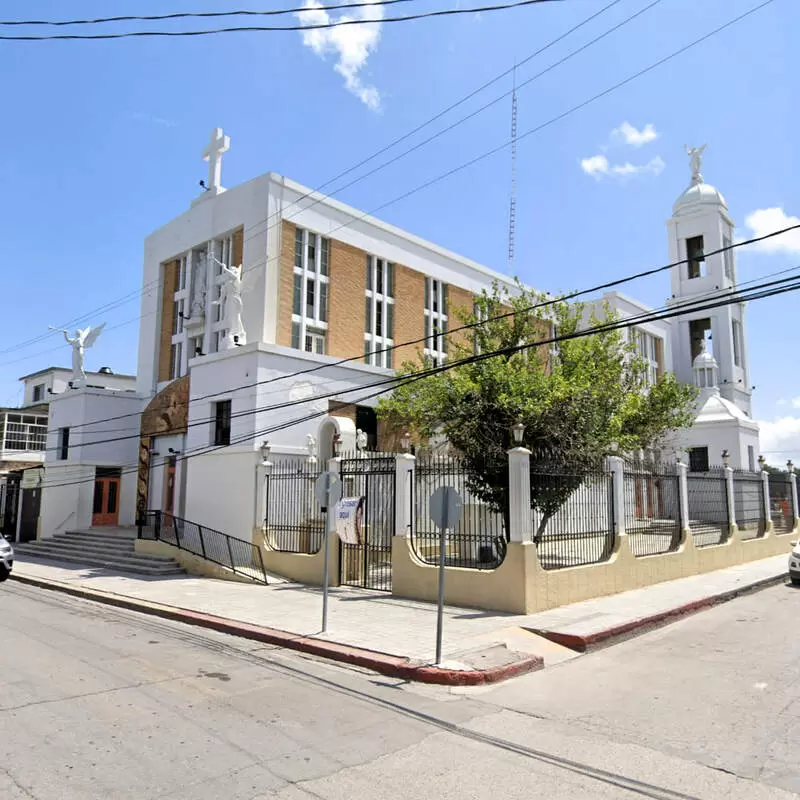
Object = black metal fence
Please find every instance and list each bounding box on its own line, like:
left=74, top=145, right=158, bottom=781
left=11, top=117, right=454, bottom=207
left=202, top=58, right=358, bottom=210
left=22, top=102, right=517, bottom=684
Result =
left=412, top=456, right=507, bottom=570
left=532, top=465, right=615, bottom=570
left=138, top=510, right=268, bottom=584
left=339, top=455, right=396, bottom=591
left=265, top=460, right=324, bottom=554
left=733, top=470, right=766, bottom=540
left=686, top=469, right=730, bottom=547
left=624, top=463, right=682, bottom=556
left=769, top=473, right=795, bottom=535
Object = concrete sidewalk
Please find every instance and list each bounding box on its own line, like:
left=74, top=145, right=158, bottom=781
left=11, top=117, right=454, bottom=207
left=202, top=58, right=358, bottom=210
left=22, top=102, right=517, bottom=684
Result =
left=8, top=552, right=790, bottom=682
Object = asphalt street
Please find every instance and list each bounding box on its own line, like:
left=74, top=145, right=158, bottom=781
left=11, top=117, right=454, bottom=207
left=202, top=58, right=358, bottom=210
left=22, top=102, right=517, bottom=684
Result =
left=2, top=580, right=799, bottom=799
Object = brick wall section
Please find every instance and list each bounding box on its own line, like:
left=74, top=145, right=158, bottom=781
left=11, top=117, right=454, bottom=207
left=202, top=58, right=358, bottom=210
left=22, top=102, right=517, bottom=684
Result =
left=392, top=264, right=425, bottom=366
left=277, top=220, right=295, bottom=348
left=328, top=239, right=367, bottom=359
left=232, top=227, right=243, bottom=266
left=157, top=260, right=179, bottom=383
left=446, top=284, right=474, bottom=353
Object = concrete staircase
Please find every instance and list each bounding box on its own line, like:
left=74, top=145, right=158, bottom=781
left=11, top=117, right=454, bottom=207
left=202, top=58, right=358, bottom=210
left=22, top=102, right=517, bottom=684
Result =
left=14, top=528, right=185, bottom=576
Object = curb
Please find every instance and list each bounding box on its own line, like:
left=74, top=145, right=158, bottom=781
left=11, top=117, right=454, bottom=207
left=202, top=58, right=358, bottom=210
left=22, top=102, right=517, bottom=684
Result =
left=9, top=573, right=542, bottom=686
left=530, top=571, right=789, bottom=653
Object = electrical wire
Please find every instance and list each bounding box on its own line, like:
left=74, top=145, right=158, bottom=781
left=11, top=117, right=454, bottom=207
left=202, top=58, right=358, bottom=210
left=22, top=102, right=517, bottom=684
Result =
left=30, top=270, right=800, bottom=489
left=32, top=221, right=800, bottom=439
left=0, top=0, right=419, bottom=26
left=0, top=0, right=561, bottom=40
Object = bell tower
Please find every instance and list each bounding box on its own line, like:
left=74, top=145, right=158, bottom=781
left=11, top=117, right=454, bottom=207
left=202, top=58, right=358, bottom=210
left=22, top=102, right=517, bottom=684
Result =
left=665, top=145, right=751, bottom=416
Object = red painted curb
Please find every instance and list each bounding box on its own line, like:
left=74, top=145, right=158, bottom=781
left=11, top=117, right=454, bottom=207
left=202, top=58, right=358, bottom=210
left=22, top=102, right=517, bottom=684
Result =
left=531, top=572, right=788, bottom=653
left=9, top=573, right=542, bottom=686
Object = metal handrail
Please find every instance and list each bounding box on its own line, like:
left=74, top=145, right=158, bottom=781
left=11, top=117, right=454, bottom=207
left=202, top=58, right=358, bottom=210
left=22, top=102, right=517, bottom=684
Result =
left=137, top=510, right=267, bottom=584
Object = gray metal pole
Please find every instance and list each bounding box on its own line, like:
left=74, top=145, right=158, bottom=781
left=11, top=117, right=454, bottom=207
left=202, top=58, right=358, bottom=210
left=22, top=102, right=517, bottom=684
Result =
left=321, top=475, right=331, bottom=633
left=435, top=499, right=450, bottom=665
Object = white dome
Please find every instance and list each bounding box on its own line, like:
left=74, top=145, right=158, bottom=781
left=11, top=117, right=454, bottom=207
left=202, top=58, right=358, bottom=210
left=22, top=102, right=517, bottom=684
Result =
left=673, top=181, right=727, bottom=215
left=695, top=392, right=750, bottom=425
left=693, top=347, right=718, bottom=369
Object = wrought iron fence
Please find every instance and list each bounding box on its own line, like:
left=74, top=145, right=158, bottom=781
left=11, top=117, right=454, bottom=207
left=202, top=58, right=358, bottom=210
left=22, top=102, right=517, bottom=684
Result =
left=733, top=470, right=766, bottom=540
left=138, top=510, right=267, bottom=584
left=686, top=469, right=730, bottom=547
left=412, top=456, right=507, bottom=570
left=623, top=463, right=682, bottom=556
left=769, top=473, right=795, bottom=535
left=339, top=454, right=396, bottom=591
left=265, top=460, right=324, bottom=554
left=533, top=465, right=615, bottom=570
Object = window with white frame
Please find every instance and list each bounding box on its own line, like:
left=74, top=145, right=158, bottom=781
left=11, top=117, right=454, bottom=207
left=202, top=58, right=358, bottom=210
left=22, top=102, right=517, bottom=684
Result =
left=423, top=277, right=448, bottom=366
left=168, top=252, right=190, bottom=378
left=634, top=329, right=661, bottom=387
left=291, top=227, right=329, bottom=355
left=1, top=413, right=48, bottom=452
left=210, top=233, right=234, bottom=352
left=364, top=255, right=394, bottom=368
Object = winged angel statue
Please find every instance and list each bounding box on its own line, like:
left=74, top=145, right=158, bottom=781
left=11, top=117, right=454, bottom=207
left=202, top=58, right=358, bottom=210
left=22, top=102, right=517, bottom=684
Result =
left=56, top=323, right=106, bottom=385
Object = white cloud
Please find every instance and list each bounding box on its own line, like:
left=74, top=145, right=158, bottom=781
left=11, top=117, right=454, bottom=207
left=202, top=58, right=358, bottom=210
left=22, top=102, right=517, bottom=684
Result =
left=581, top=154, right=665, bottom=180
left=791, top=397, right=800, bottom=409
left=132, top=112, right=177, bottom=128
left=743, top=207, right=800, bottom=255
left=295, top=0, right=383, bottom=110
left=758, top=416, right=800, bottom=463
left=611, top=121, right=659, bottom=147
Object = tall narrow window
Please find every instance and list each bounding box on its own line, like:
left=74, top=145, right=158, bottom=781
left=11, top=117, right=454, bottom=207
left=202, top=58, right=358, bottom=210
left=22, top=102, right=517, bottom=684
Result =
left=58, top=427, right=70, bottom=461
left=291, top=227, right=329, bottom=355
left=689, top=446, right=709, bottom=473
left=723, top=234, right=735, bottom=283
left=686, top=235, right=705, bottom=279
left=213, top=400, right=232, bottom=446
left=689, top=318, right=712, bottom=361
left=364, top=256, right=395, bottom=368
left=732, top=320, right=742, bottom=367
left=424, top=276, right=449, bottom=366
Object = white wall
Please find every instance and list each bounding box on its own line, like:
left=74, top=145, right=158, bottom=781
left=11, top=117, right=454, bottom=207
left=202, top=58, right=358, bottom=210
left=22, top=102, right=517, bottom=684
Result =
left=40, top=463, right=96, bottom=538
left=679, top=420, right=761, bottom=471
left=46, top=388, right=144, bottom=467
left=22, top=369, right=136, bottom=406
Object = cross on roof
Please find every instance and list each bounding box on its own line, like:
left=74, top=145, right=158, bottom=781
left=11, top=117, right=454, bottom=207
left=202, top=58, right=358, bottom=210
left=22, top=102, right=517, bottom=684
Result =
left=202, top=128, right=230, bottom=193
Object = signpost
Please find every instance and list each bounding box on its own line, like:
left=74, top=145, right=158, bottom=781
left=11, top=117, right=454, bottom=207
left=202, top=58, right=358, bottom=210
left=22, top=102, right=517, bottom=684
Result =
left=428, top=485, right=463, bottom=665
left=315, top=471, right=342, bottom=633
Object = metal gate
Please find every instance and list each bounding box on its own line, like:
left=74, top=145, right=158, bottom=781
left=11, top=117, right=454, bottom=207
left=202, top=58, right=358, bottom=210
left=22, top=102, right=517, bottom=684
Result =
left=339, top=455, right=395, bottom=591
left=1, top=473, right=21, bottom=540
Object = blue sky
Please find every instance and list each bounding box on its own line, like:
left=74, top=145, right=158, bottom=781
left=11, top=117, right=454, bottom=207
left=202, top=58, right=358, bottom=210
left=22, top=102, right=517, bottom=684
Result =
left=1, top=0, right=798, bottom=455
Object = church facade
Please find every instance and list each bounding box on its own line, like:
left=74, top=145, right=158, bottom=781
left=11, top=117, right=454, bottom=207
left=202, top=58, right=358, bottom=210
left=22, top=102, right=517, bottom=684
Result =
left=34, top=129, right=759, bottom=544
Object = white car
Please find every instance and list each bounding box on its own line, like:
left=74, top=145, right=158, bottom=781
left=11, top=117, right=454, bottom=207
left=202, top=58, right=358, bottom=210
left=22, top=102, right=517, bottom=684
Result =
left=790, top=540, right=800, bottom=586
left=0, top=535, right=12, bottom=582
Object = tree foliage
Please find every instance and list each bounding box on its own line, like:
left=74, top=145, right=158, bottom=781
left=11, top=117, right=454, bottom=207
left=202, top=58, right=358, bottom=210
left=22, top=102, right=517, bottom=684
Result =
left=378, top=282, right=698, bottom=533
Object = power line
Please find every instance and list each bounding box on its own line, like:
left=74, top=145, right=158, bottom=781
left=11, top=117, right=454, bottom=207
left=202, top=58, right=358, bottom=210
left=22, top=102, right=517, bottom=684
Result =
left=0, top=0, right=419, bottom=26
left=0, top=1, right=772, bottom=368
left=0, top=0, right=632, bottom=358
left=29, top=258, right=800, bottom=456
left=31, top=222, right=800, bottom=437
left=32, top=272, right=800, bottom=491
left=0, top=0, right=561, bottom=40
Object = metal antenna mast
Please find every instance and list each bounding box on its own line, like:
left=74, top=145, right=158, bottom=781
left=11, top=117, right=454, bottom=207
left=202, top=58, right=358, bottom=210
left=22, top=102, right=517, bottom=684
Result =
left=507, top=63, right=518, bottom=272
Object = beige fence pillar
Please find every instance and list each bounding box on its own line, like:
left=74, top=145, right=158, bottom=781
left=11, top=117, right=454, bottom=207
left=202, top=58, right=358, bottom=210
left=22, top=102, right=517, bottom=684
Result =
left=507, top=446, right=533, bottom=543
left=394, top=453, right=415, bottom=538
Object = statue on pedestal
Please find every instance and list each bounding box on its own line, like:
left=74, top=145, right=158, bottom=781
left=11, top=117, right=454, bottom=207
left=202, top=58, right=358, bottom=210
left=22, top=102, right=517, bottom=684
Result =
left=52, top=323, right=106, bottom=386
left=685, top=144, right=707, bottom=185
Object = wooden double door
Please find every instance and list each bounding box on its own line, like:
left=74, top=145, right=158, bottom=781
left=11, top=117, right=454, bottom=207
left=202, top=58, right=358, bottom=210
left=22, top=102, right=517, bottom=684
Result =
left=93, top=471, right=121, bottom=527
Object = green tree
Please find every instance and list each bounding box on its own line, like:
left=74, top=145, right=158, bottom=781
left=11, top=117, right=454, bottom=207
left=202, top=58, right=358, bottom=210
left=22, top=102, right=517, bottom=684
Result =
left=378, top=282, right=697, bottom=536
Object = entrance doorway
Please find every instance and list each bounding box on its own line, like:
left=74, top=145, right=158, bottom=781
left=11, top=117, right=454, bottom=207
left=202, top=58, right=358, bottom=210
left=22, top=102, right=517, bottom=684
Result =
left=19, top=487, right=41, bottom=543
left=92, top=469, right=121, bottom=527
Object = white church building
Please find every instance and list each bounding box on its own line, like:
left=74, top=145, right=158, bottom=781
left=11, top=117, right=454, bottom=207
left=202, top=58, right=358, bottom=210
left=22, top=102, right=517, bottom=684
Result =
left=32, top=130, right=759, bottom=544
